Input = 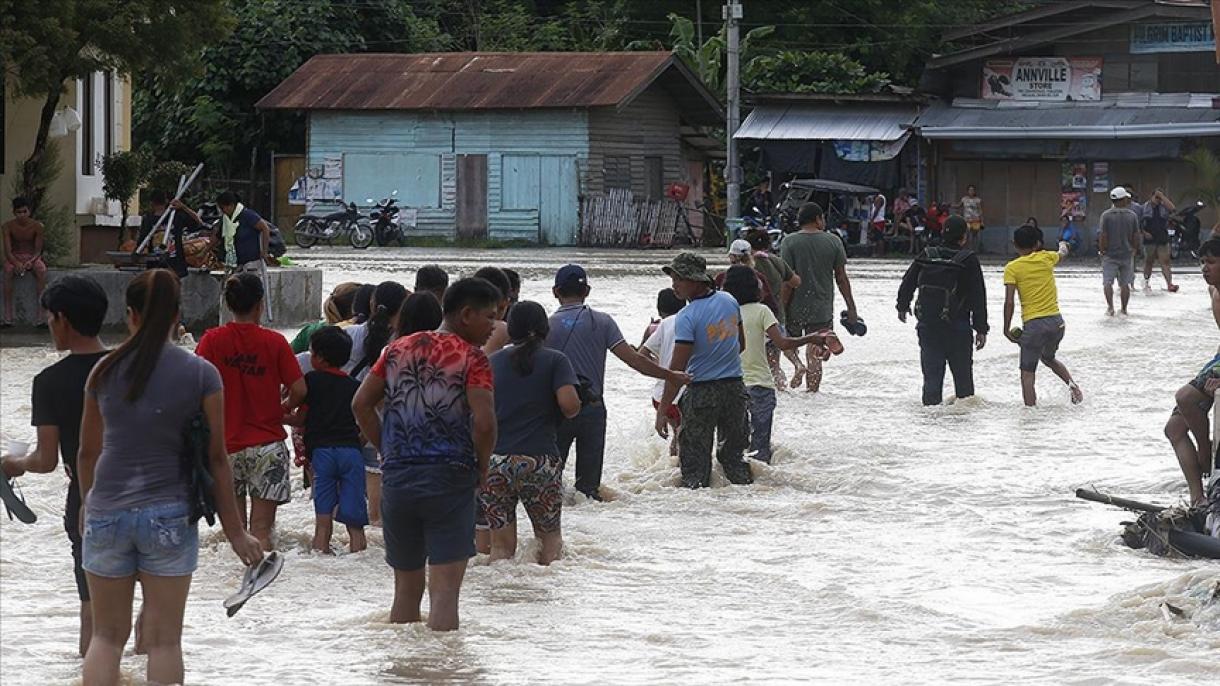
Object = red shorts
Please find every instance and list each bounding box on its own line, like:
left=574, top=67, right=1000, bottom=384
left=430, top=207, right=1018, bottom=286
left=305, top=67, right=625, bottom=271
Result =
left=652, top=399, right=681, bottom=426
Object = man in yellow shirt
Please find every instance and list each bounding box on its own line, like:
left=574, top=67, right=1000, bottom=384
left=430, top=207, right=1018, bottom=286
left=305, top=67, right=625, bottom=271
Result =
left=1002, top=224, right=1083, bottom=407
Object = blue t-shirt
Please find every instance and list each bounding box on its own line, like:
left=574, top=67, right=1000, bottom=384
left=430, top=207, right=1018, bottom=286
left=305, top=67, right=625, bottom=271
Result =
left=489, top=346, right=578, bottom=456
left=544, top=304, right=625, bottom=399
left=674, top=290, right=742, bottom=382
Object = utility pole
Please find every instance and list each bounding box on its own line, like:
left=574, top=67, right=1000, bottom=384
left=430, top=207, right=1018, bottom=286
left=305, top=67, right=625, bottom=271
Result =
left=696, top=0, right=703, bottom=45
left=724, top=0, right=742, bottom=220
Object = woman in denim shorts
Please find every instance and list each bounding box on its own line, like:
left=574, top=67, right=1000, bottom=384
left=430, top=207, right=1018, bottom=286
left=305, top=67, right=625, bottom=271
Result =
left=76, top=270, right=263, bottom=685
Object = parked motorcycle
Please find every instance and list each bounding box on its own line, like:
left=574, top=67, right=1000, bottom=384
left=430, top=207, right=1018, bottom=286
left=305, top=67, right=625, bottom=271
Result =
left=1168, top=200, right=1205, bottom=259
left=369, top=190, right=405, bottom=247
left=737, top=205, right=783, bottom=251
left=293, top=200, right=374, bottom=249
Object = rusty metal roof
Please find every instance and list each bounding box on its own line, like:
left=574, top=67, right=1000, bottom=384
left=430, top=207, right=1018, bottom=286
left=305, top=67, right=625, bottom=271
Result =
left=256, top=52, right=724, bottom=125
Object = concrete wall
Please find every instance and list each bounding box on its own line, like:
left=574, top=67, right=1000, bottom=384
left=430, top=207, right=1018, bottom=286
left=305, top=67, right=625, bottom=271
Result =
left=2, top=267, right=323, bottom=332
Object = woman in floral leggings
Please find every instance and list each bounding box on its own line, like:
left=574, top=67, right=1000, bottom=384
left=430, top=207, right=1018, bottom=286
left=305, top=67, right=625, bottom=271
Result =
left=481, top=301, right=582, bottom=565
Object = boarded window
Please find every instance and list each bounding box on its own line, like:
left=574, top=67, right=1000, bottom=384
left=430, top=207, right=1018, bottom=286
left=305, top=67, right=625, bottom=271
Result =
left=343, top=153, right=440, bottom=208
left=501, top=155, right=541, bottom=210
left=604, top=156, right=631, bottom=190
left=81, top=74, right=94, bottom=176
left=645, top=157, right=663, bottom=198
left=1101, top=56, right=1158, bottom=92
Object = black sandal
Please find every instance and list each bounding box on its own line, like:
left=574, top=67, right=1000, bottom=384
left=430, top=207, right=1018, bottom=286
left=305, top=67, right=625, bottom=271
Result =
left=0, top=472, right=37, bottom=524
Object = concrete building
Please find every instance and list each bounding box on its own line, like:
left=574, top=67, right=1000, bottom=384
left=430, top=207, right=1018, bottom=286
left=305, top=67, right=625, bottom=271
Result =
left=1, top=72, right=134, bottom=265
left=916, top=0, right=1220, bottom=253
left=256, top=52, right=723, bottom=245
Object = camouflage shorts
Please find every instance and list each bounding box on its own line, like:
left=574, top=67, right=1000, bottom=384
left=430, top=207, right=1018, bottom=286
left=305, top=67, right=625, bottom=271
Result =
left=230, top=441, right=292, bottom=503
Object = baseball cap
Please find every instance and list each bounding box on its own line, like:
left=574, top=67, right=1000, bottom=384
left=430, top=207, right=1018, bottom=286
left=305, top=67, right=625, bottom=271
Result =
left=662, top=252, right=713, bottom=284
left=554, top=264, right=588, bottom=289
left=1110, top=186, right=1131, bottom=200
left=728, top=239, right=752, bottom=256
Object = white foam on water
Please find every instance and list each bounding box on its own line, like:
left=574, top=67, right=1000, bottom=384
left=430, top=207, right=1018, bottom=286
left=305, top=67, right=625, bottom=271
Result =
left=2, top=249, right=1219, bottom=684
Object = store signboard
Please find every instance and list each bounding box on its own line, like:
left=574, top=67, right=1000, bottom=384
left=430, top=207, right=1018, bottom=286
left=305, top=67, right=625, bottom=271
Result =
left=982, top=57, right=1102, bottom=101
left=1130, top=22, right=1215, bottom=54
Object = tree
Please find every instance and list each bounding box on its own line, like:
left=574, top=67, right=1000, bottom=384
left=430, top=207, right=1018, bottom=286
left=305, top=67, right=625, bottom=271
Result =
left=99, top=150, right=150, bottom=244
left=744, top=51, right=890, bottom=95
left=1184, top=148, right=1220, bottom=218
left=133, top=0, right=450, bottom=176
left=0, top=0, right=229, bottom=215
left=631, top=13, right=774, bottom=96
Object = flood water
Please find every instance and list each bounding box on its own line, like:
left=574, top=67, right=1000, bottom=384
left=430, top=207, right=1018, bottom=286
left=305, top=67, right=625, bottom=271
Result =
left=1, top=247, right=1217, bottom=685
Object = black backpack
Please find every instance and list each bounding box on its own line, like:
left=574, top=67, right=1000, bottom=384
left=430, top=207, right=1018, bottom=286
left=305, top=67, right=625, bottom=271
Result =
left=914, top=247, right=971, bottom=323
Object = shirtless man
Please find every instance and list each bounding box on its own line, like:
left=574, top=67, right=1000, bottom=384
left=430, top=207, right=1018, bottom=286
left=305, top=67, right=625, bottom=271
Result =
left=1164, top=237, right=1220, bottom=505
left=2, top=197, right=48, bottom=327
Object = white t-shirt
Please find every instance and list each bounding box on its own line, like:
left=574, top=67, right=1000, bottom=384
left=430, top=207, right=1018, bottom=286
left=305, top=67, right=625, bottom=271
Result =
left=642, top=315, right=683, bottom=403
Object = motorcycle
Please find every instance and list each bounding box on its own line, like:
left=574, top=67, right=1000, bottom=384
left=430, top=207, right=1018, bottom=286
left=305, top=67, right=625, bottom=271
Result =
left=369, top=190, right=405, bottom=247
left=737, top=205, right=783, bottom=252
left=293, top=200, right=373, bottom=249
left=1168, top=200, right=1205, bottom=259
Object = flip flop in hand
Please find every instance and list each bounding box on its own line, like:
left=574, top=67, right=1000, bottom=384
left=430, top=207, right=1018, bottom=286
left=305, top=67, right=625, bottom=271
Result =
left=0, top=468, right=37, bottom=524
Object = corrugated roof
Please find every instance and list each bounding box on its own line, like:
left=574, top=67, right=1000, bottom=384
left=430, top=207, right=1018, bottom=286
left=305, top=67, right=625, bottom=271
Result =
left=255, top=52, right=723, bottom=124
left=734, top=104, right=919, bottom=141
left=916, top=94, right=1220, bottom=139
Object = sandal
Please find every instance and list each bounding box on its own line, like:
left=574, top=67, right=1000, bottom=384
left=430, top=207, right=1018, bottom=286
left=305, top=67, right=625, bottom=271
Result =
left=0, top=472, right=37, bottom=524
left=822, top=332, right=845, bottom=356
left=224, top=551, right=284, bottom=617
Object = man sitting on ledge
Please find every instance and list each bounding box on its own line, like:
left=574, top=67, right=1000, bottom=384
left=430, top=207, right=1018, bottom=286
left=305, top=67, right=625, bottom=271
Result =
left=2, top=197, right=48, bottom=328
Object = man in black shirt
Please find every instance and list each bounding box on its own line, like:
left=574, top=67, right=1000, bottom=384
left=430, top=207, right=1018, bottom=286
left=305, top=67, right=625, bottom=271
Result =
left=896, top=216, right=989, bottom=405
left=137, top=189, right=204, bottom=255
left=2, top=275, right=109, bottom=656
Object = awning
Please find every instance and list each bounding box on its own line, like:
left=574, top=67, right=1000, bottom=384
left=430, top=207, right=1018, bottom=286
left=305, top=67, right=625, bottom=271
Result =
left=735, top=104, right=919, bottom=142
left=917, top=94, right=1220, bottom=140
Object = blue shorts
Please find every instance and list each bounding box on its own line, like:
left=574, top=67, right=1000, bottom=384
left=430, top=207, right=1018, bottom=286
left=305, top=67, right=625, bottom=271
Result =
left=362, top=445, right=382, bottom=475
left=82, top=500, right=198, bottom=578
left=381, top=482, right=476, bottom=571
left=312, top=446, right=369, bottom=527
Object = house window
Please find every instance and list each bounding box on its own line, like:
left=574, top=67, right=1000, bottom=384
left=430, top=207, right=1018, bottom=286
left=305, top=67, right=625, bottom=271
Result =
left=81, top=74, right=94, bottom=176
left=104, top=72, right=114, bottom=155
left=645, top=157, right=663, bottom=198
left=1101, top=56, right=1158, bottom=92
left=604, top=156, right=631, bottom=190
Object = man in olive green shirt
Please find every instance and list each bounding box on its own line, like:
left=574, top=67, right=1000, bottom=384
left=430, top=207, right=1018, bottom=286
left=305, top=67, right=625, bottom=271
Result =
left=779, top=203, right=859, bottom=392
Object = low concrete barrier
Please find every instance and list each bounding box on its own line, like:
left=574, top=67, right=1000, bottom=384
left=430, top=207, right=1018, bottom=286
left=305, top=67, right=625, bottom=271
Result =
left=2, top=267, right=323, bottom=332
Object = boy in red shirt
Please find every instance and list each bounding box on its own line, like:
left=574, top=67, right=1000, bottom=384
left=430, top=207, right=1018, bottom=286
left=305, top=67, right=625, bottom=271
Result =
left=196, top=273, right=305, bottom=550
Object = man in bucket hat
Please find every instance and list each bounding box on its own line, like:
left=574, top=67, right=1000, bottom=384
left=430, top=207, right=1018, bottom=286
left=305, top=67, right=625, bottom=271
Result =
left=655, top=253, right=754, bottom=488
left=546, top=264, right=688, bottom=500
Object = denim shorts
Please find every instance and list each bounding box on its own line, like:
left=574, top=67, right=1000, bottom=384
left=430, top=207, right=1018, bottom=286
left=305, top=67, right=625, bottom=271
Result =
left=381, top=481, right=476, bottom=571
left=312, top=446, right=369, bottom=527
left=82, top=500, right=199, bottom=578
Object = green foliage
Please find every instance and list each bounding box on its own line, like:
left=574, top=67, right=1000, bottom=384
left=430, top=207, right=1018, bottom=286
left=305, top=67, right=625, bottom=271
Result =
left=145, top=161, right=198, bottom=208
left=7, top=140, right=72, bottom=265
left=745, top=51, right=891, bottom=95
left=1183, top=148, right=1220, bottom=209
left=133, top=0, right=451, bottom=175
left=100, top=150, right=151, bottom=243
left=638, top=13, right=774, bottom=95
left=0, top=0, right=229, bottom=203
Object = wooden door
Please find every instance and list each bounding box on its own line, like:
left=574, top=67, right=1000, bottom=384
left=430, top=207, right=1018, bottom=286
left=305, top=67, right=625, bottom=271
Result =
left=539, top=155, right=578, bottom=245
left=273, top=155, right=305, bottom=228
left=456, top=154, right=488, bottom=240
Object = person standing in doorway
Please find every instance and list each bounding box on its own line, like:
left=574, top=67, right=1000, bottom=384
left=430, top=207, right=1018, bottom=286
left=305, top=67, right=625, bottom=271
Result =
left=655, top=253, right=752, bottom=488
left=1141, top=188, right=1179, bottom=293
left=1, top=276, right=109, bottom=656
left=1098, top=187, right=1142, bottom=316
left=196, top=273, right=306, bottom=550
left=779, top=203, right=859, bottom=393
left=2, top=197, right=48, bottom=327
left=545, top=264, right=686, bottom=500
left=961, top=185, right=984, bottom=251
left=896, top=216, right=988, bottom=406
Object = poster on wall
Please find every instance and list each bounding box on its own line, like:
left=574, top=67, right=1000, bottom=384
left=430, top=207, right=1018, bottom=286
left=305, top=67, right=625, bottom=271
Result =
left=1091, top=162, right=1110, bottom=193
left=1060, top=162, right=1088, bottom=219
left=982, top=57, right=1102, bottom=101
left=323, top=156, right=343, bottom=179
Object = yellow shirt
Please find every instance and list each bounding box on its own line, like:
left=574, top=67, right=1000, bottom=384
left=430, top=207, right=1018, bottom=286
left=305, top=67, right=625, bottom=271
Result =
left=1003, top=250, right=1061, bottom=322
left=740, top=302, right=779, bottom=388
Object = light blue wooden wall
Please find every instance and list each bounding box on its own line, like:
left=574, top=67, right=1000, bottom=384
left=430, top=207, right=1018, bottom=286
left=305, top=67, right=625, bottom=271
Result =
left=308, top=110, right=589, bottom=243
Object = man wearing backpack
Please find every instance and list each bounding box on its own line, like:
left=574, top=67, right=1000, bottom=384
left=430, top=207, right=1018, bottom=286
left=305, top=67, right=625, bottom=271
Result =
left=896, top=216, right=989, bottom=405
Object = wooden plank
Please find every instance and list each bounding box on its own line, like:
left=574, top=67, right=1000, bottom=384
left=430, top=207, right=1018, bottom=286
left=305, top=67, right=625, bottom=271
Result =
left=456, top=154, right=488, bottom=240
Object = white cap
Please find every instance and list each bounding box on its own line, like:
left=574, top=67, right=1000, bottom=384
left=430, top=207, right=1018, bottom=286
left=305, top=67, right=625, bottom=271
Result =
left=1110, top=186, right=1131, bottom=200
left=728, top=239, right=753, bottom=256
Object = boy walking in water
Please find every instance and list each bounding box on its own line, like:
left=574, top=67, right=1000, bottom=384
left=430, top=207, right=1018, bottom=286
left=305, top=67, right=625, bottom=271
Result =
left=353, top=278, right=499, bottom=631
left=289, top=326, right=368, bottom=553
left=1002, top=224, right=1083, bottom=407
left=1164, top=238, right=1220, bottom=505
left=2, top=276, right=108, bottom=656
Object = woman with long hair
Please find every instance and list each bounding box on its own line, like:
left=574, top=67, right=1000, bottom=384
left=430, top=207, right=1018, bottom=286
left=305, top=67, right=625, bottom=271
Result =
left=396, top=292, right=443, bottom=338
left=77, top=269, right=262, bottom=685
left=345, top=281, right=408, bottom=526
left=290, top=281, right=361, bottom=353
left=482, top=301, right=582, bottom=564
